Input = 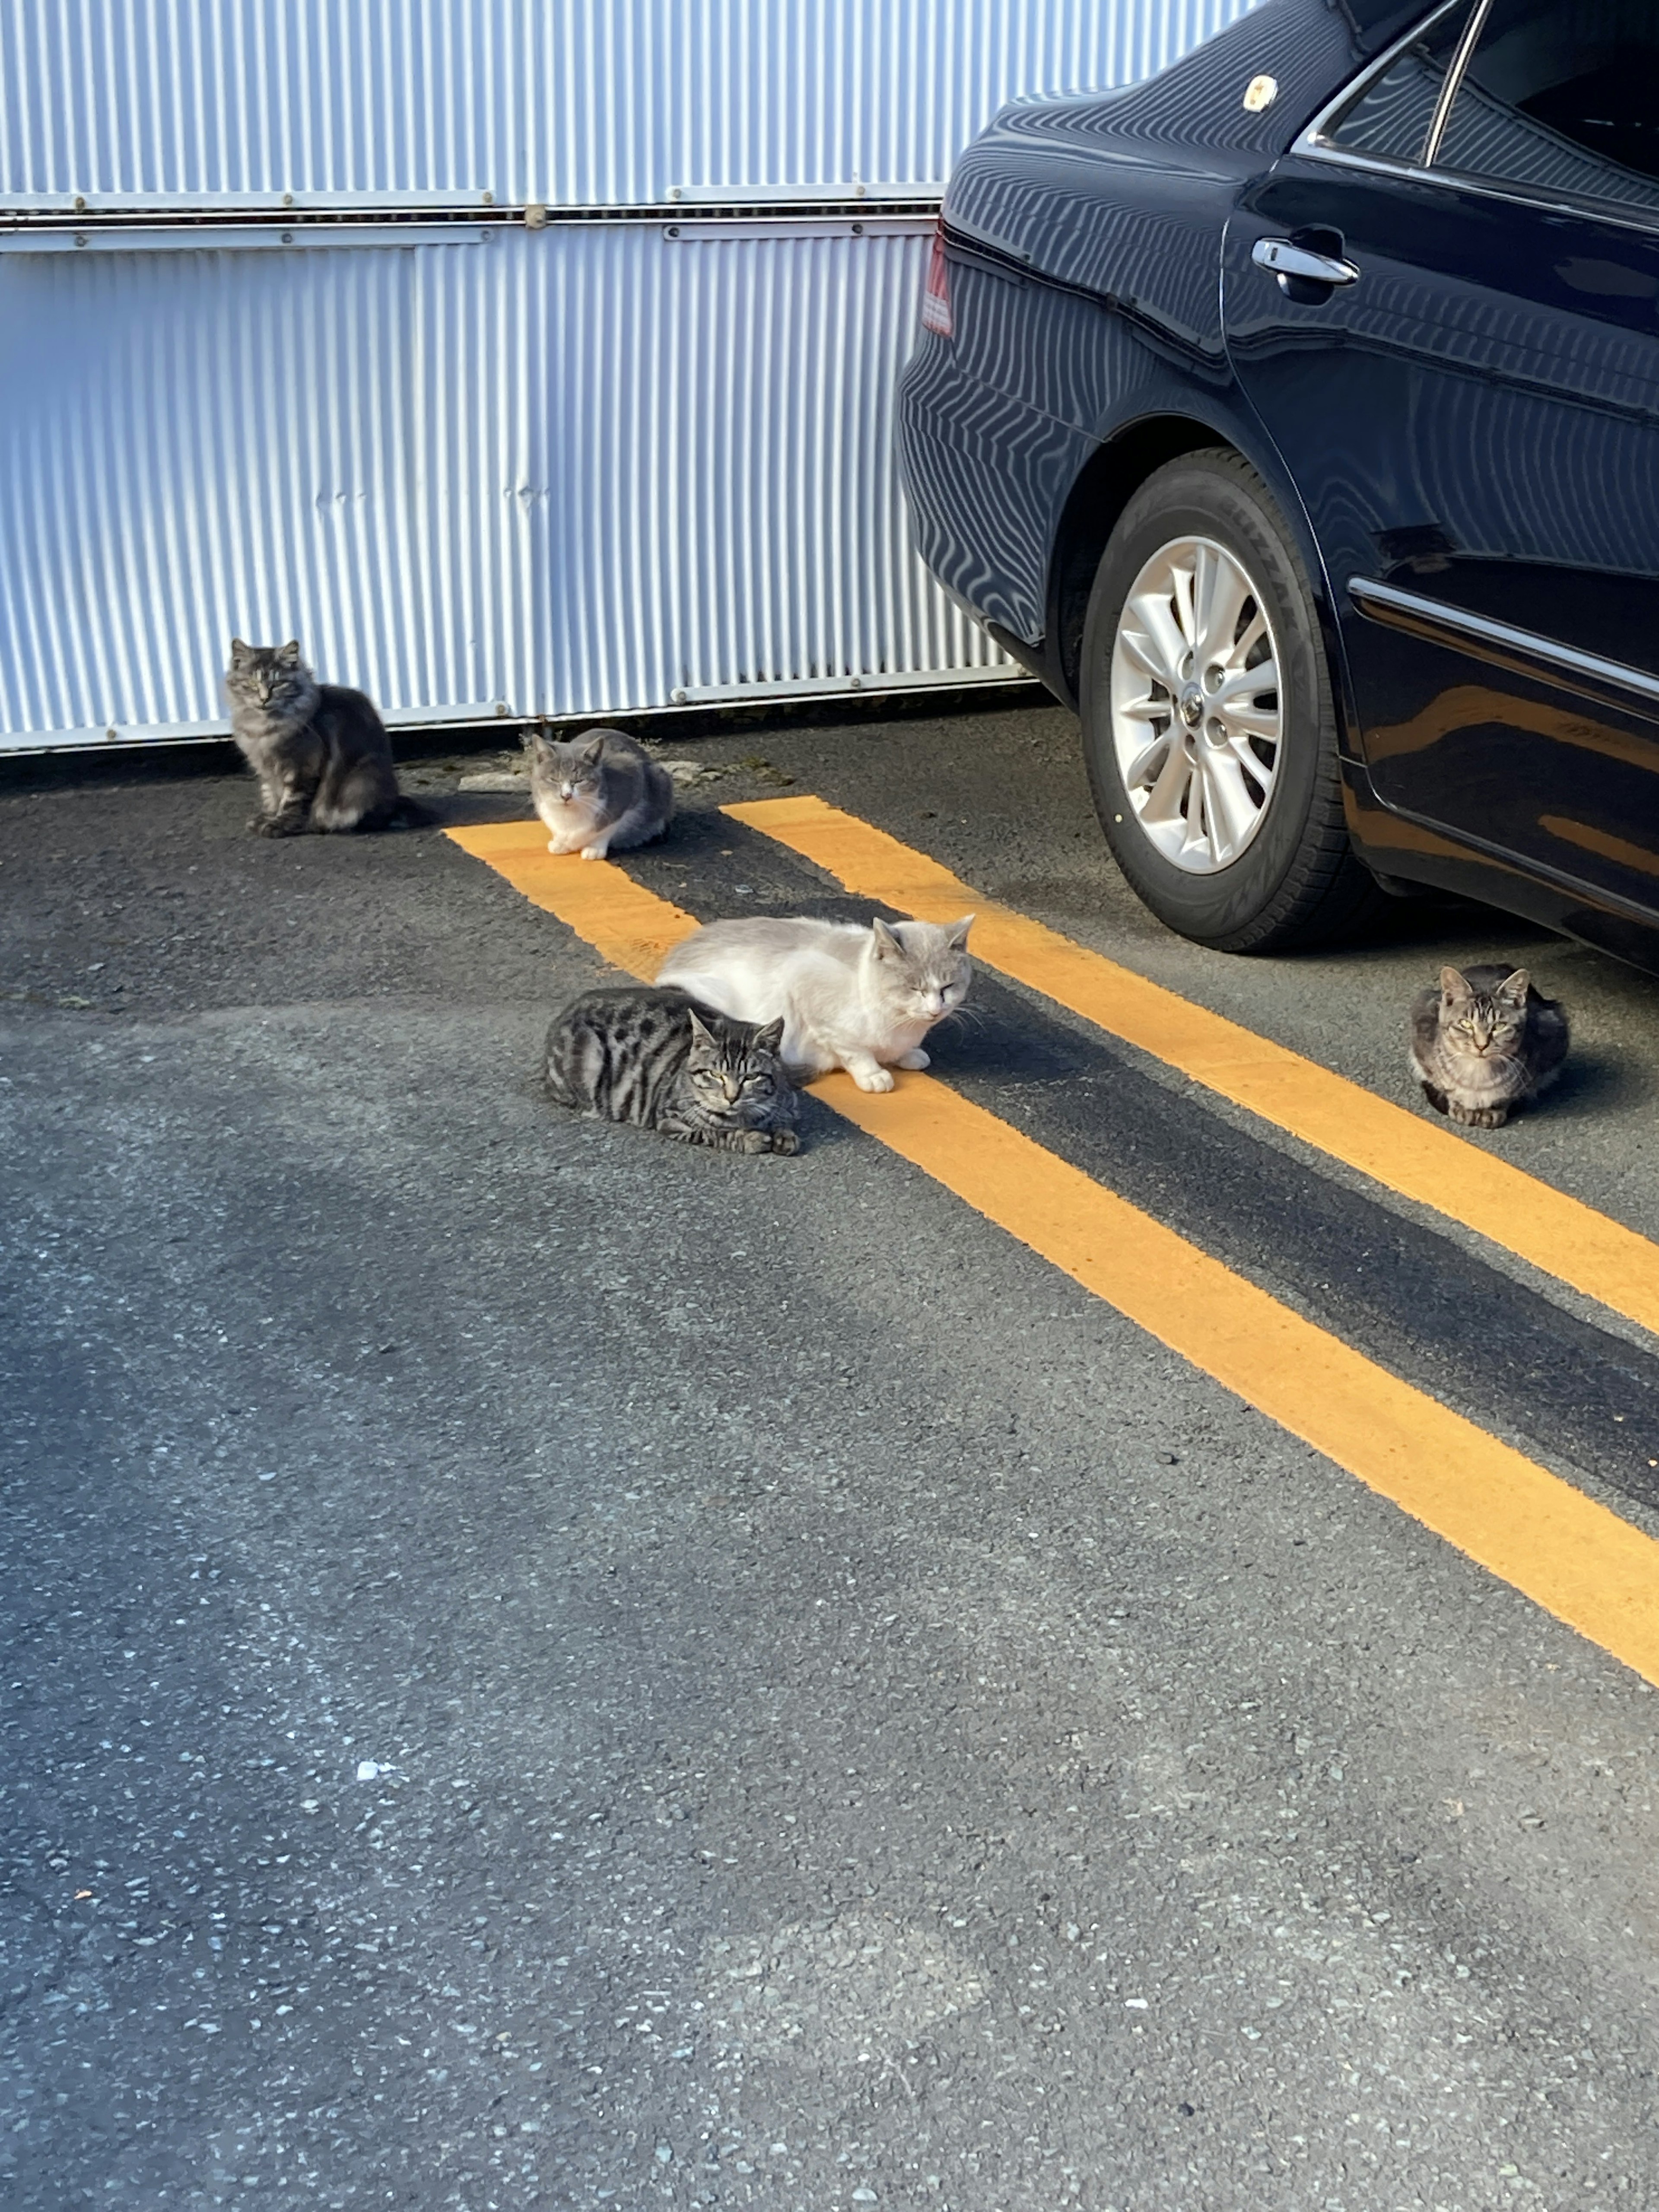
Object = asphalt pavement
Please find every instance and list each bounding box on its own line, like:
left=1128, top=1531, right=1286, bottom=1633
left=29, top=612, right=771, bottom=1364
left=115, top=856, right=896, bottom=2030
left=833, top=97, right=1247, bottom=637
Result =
left=6, top=704, right=1659, bottom=2212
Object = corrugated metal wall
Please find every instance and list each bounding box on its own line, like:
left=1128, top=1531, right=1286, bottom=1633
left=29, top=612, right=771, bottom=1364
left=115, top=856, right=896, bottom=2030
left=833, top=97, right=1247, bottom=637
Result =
left=0, top=0, right=1257, bottom=752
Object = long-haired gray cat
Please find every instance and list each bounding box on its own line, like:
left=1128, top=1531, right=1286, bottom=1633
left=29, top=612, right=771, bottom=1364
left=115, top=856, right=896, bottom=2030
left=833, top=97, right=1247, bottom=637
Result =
left=528, top=727, right=674, bottom=860
left=224, top=639, right=416, bottom=837
left=1408, top=963, right=1568, bottom=1128
left=544, top=986, right=800, bottom=1153
left=657, top=913, right=973, bottom=1092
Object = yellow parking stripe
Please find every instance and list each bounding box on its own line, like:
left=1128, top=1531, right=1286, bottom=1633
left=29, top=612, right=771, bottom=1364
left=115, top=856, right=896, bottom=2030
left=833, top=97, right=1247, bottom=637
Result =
left=727, top=794, right=1659, bottom=1341
left=447, top=818, right=1659, bottom=1688
left=447, top=819, right=699, bottom=972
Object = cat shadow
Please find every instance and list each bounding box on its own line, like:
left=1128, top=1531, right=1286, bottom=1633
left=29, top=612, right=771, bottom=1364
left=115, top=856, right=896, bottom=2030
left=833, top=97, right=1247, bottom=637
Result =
left=1531, top=1045, right=1641, bottom=1120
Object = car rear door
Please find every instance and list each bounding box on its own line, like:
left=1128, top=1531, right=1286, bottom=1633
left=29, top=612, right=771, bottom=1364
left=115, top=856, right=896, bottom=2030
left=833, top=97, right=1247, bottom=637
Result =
left=1222, top=0, right=1659, bottom=931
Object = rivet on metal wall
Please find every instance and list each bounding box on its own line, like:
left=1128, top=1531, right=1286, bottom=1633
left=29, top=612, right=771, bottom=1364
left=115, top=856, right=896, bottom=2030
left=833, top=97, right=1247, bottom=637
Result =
left=72, top=194, right=86, bottom=211
left=282, top=192, right=294, bottom=207
left=670, top=689, right=688, bottom=705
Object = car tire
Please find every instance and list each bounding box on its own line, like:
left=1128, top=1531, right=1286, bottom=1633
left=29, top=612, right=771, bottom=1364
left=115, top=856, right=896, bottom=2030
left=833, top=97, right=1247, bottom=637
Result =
left=1078, top=446, right=1381, bottom=953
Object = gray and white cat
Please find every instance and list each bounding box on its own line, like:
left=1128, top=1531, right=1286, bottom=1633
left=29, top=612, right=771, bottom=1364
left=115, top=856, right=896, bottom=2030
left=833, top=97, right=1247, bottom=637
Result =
left=544, top=985, right=800, bottom=1153
left=528, top=727, right=674, bottom=860
left=1408, top=963, right=1569, bottom=1128
left=657, top=913, right=973, bottom=1092
left=224, top=638, right=412, bottom=837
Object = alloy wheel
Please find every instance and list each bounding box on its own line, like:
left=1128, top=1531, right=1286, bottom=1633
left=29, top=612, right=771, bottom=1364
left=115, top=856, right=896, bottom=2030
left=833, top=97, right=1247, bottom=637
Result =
left=1108, top=534, right=1282, bottom=875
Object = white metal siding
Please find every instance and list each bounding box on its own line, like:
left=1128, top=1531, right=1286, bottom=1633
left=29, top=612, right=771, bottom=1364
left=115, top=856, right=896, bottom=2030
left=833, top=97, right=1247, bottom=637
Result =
left=3, top=0, right=1255, bottom=207
left=0, top=1, right=1259, bottom=750
left=0, top=224, right=1004, bottom=742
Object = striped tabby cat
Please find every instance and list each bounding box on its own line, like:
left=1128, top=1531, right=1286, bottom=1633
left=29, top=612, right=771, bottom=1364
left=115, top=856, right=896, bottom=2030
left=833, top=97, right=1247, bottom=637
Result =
left=1408, top=963, right=1569, bottom=1129
left=543, top=986, right=800, bottom=1153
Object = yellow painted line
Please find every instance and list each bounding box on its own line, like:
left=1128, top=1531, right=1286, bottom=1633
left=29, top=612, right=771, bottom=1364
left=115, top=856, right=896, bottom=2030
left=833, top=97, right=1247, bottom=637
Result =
left=726, top=794, right=1659, bottom=1341
left=448, top=819, right=1659, bottom=1687
left=446, top=818, right=700, bottom=972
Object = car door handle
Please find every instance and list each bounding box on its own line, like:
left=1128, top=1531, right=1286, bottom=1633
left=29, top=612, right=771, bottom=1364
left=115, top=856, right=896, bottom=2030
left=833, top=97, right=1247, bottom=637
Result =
left=1252, top=236, right=1360, bottom=288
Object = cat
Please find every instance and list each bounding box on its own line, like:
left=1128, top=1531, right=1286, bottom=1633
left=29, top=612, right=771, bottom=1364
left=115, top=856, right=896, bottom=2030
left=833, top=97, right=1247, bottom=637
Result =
left=224, top=638, right=417, bottom=837
left=657, top=913, right=974, bottom=1093
left=527, top=726, right=674, bottom=860
left=543, top=985, right=800, bottom=1153
left=1408, top=963, right=1569, bottom=1128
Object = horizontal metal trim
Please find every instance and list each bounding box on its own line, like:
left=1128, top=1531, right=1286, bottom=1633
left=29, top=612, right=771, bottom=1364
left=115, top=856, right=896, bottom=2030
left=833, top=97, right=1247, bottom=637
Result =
left=664, top=217, right=935, bottom=242
left=2, top=197, right=944, bottom=236
left=1349, top=574, right=1659, bottom=715
left=675, top=665, right=1027, bottom=706
left=0, top=701, right=509, bottom=756
left=0, top=223, right=499, bottom=254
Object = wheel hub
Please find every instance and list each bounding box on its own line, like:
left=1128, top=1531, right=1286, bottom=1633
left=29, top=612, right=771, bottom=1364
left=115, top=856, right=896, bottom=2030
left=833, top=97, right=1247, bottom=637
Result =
left=1178, top=684, right=1204, bottom=729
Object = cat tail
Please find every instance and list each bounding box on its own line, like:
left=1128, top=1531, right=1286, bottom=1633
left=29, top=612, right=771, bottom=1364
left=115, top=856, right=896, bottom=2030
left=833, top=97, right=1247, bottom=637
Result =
left=388, top=792, right=436, bottom=830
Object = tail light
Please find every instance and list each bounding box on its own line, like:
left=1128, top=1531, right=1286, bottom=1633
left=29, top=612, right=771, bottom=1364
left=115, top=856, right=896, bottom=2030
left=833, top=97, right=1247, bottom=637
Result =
left=921, top=221, right=953, bottom=337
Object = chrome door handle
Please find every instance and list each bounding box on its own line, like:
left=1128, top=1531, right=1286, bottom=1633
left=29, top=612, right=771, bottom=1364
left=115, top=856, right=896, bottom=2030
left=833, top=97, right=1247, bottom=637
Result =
left=1252, top=235, right=1360, bottom=287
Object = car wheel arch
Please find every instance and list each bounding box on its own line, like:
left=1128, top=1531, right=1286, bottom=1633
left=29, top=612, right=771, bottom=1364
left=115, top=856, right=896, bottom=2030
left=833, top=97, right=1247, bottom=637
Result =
left=1047, top=412, right=1341, bottom=718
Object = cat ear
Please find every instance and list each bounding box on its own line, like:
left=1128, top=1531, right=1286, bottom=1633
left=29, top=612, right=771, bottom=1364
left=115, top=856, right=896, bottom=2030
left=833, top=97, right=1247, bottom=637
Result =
left=278, top=639, right=302, bottom=665
left=870, top=916, right=905, bottom=959
left=685, top=1006, right=716, bottom=1044
left=753, top=1018, right=785, bottom=1056
left=1496, top=967, right=1530, bottom=1006
left=945, top=914, right=975, bottom=949
left=578, top=732, right=607, bottom=765
left=229, top=636, right=249, bottom=665
left=1440, top=966, right=1472, bottom=1002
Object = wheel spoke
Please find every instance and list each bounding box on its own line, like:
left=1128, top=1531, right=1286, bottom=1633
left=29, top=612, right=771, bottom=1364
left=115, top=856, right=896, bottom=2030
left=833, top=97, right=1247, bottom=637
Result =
left=1226, top=731, right=1277, bottom=791
left=1126, top=589, right=1189, bottom=687
left=1140, top=735, right=1194, bottom=823
left=1125, top=736, right=1171, bottom=790
left=1212, top=656, right=1277, bottom=706
left=1194, top=549, right=1252, bottom=667
left=1203, top=753, right=1262, bottom=859
left=1227, top=607, right=1269, bottom=668
left=1218, top=701, right=1279, bottom=741
left=1119, top=691, right=1173, bottom=727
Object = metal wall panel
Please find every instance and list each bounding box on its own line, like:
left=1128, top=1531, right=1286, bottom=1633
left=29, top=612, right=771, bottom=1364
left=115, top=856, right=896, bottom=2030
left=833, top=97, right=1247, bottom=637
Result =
left=0, top=0, right=1256, bottom=209
left=0, top=1, right=1261, bottom=748
left=0, top=224, right=1008, bottom=746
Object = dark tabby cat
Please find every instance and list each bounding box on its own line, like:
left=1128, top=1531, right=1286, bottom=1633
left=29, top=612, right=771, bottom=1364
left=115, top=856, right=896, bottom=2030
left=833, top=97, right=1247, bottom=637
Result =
left=1408, top=963, right=1569, bottom=1128
left=224, top=638, right=418, bottom=837
left=544, top=986, right=800, bottom=1153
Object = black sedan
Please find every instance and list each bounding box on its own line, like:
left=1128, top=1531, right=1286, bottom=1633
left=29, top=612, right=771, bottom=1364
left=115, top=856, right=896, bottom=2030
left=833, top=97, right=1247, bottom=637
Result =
left=898, top=0, right=1659, bottom=963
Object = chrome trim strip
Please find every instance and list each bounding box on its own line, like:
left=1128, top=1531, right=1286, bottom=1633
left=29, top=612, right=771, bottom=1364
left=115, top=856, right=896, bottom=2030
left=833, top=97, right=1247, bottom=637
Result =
left=1421, top=0, right=1491, bottom=167
left=1349, top=575, right=1659, bottom=711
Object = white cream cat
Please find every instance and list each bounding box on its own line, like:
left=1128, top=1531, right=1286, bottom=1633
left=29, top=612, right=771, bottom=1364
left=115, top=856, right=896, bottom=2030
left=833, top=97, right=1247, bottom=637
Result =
left=658, top=914, right=973, bottom=1092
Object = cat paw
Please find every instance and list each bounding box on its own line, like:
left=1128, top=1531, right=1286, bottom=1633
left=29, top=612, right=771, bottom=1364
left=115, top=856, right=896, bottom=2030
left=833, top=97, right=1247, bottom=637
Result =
left=733, top=1130, right=771, bottom=1153
left=895, top=1048, right=931, bottom=1070
left=769, top=1128, right=801, bottom=1155
left=850, top=1065, right=895, bottom=1093
left=578, top=843, right=611, bottom=862
left=252, top=814, right=302, bottom=838
left=1449, top=1103, right=1510, bottom=1129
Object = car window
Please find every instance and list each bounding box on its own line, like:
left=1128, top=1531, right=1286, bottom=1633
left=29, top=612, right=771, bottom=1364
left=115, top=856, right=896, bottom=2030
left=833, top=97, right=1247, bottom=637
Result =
left=1433, top=0, right=1659, bottom=216
left=1324, top=0, right=1477, bottom=164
